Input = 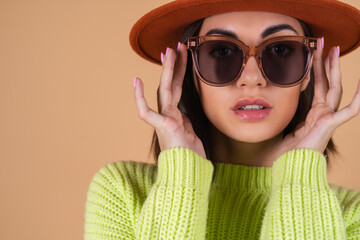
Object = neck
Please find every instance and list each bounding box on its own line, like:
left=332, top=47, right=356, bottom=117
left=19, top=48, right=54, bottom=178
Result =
left=209, top=125, right=283, bottom=167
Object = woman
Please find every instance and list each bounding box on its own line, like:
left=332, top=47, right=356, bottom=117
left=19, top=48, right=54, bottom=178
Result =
left=85, top=0, right=360, bottom=239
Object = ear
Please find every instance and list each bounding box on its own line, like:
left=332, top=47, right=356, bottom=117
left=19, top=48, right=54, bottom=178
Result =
left=300, top=71, right=311, bottom=92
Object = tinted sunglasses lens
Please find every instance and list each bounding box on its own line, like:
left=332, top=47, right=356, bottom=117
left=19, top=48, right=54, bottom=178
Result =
left=262, top=41, right=309, bottom=86
left=196, top=40, right=243, bottom=85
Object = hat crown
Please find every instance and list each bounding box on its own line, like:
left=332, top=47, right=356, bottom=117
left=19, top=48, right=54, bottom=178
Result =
left=130, top=0, right=360, bottom=64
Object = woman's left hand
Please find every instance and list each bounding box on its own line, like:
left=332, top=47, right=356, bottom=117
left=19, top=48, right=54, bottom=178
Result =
left=275, top=38, right=360, bottom=159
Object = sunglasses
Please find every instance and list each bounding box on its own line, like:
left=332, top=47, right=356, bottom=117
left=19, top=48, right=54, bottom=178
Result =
left=187, top=35, right=318, bottom=87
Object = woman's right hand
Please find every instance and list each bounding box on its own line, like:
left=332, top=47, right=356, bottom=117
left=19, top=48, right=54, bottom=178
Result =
left=134, top=43, right=206, bottom=159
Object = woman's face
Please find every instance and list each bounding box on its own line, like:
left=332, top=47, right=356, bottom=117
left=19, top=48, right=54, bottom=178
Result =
left=195, top=11, right=311, bottom=143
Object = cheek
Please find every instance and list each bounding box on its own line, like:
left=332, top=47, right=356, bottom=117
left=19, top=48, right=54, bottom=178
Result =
left=194, top=72, right=226, bottom=112
left=280, top=88, right=301, bottom=113
left=272, top=87, right=302, bottom=128
left=198, top=84, right=230, bottom=128
left=200, top=86, right=226, bottom=113
left=198, top=83, right=302, bottom=142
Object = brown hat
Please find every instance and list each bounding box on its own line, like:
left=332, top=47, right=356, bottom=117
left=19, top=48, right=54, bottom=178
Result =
left=129, top=0, right=360, bottom=64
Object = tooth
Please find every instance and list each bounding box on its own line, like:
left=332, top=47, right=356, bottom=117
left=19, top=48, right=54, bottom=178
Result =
left=240, top=105, right=264, bottom=110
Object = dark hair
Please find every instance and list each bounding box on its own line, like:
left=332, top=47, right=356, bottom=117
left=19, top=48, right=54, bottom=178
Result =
left=150, top=18, right=336, bottom=165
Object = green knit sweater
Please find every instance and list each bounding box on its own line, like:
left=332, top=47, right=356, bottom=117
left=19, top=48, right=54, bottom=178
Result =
left=84, top=148, right=360, bottom=239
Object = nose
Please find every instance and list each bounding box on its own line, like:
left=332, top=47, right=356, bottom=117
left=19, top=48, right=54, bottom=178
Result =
left=235, top=56, right=267, bottom=88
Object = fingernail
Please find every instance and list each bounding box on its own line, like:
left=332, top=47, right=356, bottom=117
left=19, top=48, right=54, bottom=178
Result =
left=321, top=37, right=324, bottom=49
left=337, top=46, right=340, bottom=57
left=133, top=77, right=137, bottom=88
left=165, top=47, right=169, bottom=57
left=177, top=42, right=181, bottom=52
left=161, top=52, right=164, bottom=64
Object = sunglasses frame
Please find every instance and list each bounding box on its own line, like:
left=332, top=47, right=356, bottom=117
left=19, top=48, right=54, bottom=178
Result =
left=187, top=35, right=318, bottom=88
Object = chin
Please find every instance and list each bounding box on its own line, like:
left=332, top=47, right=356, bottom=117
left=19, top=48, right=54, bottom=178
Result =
left=226, top=128, right=283, bottom=143
left=233, top=135, right=275, bottom=143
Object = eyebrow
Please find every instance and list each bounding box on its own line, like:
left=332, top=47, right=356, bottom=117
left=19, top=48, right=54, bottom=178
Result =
left=205, top=24, right=298, bottom=39
left=205, top=29, right=237, bottom=38
left=261, top=24, right=298, bottom=38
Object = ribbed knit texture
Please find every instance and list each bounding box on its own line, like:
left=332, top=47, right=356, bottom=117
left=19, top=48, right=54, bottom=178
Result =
left=85, top=147, right=360, bottom=239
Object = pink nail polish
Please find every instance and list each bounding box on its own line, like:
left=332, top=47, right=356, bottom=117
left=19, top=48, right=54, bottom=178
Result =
left=337, top=46, right=340, bottom=57
left=321, top=37, right=324, bottom=49
left=133, top=77, right=137, bottom=88
left=166, top=47, right=169, bottom=57
left=177, top=42, right=181, bottom=52
left=161, top=52, right=164, bottom=63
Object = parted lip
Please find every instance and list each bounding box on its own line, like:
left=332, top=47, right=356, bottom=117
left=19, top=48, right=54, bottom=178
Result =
left=232, top=98, right=272, bottom=109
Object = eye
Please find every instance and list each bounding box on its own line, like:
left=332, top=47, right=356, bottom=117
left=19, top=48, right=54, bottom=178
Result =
left=208, top=41, right=237, bottom=58
left=269, top=43, right=294, bottom=57
left=209, top=45, right=235, bottom=57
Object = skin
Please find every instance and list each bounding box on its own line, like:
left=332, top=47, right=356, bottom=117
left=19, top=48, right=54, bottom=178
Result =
left=134, top=11, right=360, bottom=167
left=195, top=12, right=310, bottom=166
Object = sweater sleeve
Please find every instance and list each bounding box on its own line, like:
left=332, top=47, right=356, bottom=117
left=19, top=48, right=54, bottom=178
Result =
left=260, top=149, right=360, bottom=240
left=136, top=147, right=214, bottom=239
left=84, top=147, right=214, bottom=240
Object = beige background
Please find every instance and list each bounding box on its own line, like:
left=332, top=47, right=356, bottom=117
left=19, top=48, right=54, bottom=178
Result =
left=0, top=0, right=359, bottom=239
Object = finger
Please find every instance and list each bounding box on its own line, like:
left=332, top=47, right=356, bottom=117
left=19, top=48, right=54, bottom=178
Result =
left=326, top=46, right=342, bottom=111
left=134, top=77, right=164, bottom=128
left=171, top=42, right=188, bottom=106
left=332, top=79, right=360, bottom=126
left=158, top=47, right=177, bottom=113
left=324, top=55, right=330, bottom=81
left=312, top=37, right=329, bottom=107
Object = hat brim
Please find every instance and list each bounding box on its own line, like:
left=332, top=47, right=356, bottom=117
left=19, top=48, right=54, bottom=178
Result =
left=130, top=0, right=360, bottom=64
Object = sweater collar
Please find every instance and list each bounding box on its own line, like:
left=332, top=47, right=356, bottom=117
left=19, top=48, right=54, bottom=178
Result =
left=212, top=162, right=272, bottom=191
